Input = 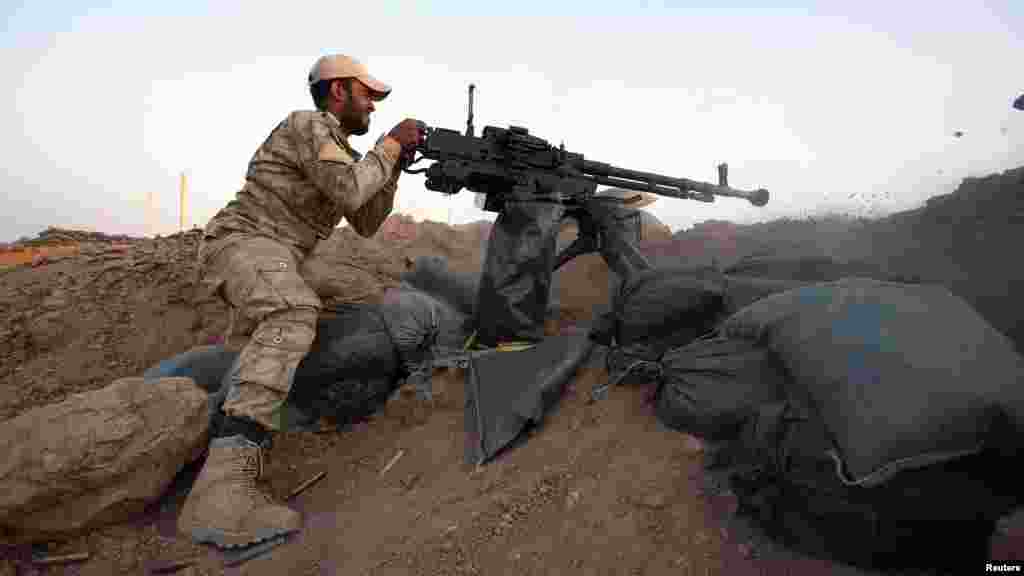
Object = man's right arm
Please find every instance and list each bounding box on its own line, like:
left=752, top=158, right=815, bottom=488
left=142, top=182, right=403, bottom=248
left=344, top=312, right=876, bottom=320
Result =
left=294, top=113, right=402, bottom=222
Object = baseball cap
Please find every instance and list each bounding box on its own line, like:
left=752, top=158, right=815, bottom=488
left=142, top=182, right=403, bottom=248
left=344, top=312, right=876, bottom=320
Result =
left=307, top=54, right=391, bottom=100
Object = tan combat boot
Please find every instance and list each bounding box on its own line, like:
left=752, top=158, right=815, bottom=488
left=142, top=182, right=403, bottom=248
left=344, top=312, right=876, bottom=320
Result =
left=177, top=435, right=301, bottom=548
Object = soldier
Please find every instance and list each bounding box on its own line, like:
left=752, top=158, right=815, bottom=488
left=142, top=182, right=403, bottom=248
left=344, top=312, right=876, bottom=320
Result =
left=178, top=54, right=424, bottom=549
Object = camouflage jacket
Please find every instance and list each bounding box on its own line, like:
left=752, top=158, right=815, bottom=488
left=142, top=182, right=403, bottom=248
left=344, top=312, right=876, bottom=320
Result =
left=203, top=110, right=402, bottom=255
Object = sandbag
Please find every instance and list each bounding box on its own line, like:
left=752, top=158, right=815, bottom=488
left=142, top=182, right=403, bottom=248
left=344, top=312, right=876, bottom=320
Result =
left=598, top=274, right=804, bottom=381
left=378, top=285, right=471, bottom=365
left=653, top=335, right=790, bottom=442
left=724, top=256, right=917, bottom=283
left=0, top=377, right=209, bottom=543
left=716, top=399, right=1019, bottom=571
left=720, top=275, right=806, bottom=313
left=591, top=268, right=726, bottom=354
left=720, top=277, right=1024, bottom=484
left=288, top=304, right=403, bottom=428
left=400, top=255, right=480, bottom=317
left=147, top=306, right=406, bottom=431
left=143, top=345, right=237, bottom=394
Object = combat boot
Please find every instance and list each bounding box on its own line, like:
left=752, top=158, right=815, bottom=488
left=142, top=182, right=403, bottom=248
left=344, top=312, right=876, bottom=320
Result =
left=177, top=434, right=301, bottom=548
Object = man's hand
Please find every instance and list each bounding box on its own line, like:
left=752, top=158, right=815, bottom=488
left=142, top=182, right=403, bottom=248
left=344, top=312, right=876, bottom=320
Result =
left=388, top=118, right=425, bottom=152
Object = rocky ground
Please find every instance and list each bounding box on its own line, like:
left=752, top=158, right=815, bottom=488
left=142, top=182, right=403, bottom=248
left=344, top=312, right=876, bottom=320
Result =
left=1, top=167, right=1023, bottom=574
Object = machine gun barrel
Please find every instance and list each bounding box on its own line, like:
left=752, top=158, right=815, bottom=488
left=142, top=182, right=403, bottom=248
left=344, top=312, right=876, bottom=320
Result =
left=580, top=160, right=769, bottom=206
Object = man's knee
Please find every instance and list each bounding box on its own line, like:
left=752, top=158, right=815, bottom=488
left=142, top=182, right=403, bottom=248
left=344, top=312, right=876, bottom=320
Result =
left=253, top=306, right=318, bottom=347
left=248, top=306, right=318, bottom=361
left=226, top=305, right=319, bottom=414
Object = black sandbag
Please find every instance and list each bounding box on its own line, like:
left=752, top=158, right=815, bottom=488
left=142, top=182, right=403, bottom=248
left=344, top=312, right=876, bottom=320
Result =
left=377, top=285, right=471, bottom=368
left=716, top=399, right=1019, bottom=572
left=142, top=345, right=239, bottom=426
left=724, top=256, right=919, bottom=283
left=143, top=345, right=238, bottom=393
left=653, top=335, right=790, bottom=442
left=720, top=275, right=806, bottom=314
left=720, top=277, right=1024, bottom=484
left=143, top=305, right=404, bottom=431
left=474, top=201, right=565, bottom=347
left=400, top=255, right=480, bottom=317
left=590, top=268, right=726, bottom=353
left=595, top=273, right=806, bottom=373
left=288, top=304, right=403, bottom=428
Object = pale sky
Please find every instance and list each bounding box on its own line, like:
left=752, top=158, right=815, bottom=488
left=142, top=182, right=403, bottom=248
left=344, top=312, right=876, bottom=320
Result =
left=3, top=1, right=1022, bottom=241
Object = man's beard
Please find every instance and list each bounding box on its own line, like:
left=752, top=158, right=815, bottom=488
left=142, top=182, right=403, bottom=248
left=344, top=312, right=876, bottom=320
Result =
left=343, top=111, right=370, bottom=135
left=341, top=94, right=370, bottom=135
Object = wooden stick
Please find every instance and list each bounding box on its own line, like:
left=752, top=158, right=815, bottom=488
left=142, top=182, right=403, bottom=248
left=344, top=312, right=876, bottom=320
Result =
left=151, top=558, right=196, bottom=574
left=33, top=552, right=90, bottom=565
left=287, top=470, right=327, bottom=500
left=380, top=449, right=405, bottom=476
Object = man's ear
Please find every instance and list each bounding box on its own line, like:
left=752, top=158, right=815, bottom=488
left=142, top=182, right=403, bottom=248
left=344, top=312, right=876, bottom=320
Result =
left=329, top=79, right=343, bottom=103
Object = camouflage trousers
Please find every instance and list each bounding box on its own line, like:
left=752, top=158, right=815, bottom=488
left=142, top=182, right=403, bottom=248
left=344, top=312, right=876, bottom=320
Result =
left=198, top=234, right=321, bottom=431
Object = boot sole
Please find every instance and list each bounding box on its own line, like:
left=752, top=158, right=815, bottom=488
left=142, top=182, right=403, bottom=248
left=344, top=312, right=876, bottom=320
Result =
left=188, top=525, right=299, bottom=549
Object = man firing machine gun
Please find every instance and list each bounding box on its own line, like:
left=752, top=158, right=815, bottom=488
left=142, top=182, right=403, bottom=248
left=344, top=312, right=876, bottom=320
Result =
left=400, top=85, right=770, bottom=464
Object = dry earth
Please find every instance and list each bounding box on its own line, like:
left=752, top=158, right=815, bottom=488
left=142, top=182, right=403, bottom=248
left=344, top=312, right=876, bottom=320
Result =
left=2, top=167, right=1023, bottom=574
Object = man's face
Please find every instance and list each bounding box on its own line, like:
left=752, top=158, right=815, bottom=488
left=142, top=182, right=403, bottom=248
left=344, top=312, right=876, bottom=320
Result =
left=335, top=79, right=376, bottom=136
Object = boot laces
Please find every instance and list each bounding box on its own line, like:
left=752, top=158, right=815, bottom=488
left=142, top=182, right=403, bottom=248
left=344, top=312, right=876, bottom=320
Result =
left=231, top=450, right=275, bottom=505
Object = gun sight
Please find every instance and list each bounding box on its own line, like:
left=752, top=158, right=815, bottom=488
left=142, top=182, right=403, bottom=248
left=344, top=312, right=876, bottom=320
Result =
left=465, top=84, right=475, bottom=138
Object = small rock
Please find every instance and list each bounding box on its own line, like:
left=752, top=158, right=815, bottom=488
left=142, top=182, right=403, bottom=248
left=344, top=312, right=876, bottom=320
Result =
left=634, top=491, right=668, bottom=510
left=565, top=490, right=582, bottom=511
left=119, top=538, right=138, bottom=571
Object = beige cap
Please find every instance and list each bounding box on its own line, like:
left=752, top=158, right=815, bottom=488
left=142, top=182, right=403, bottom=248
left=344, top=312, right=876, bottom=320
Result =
left=596, top=187, right=658, bottom=208
left=308, top=54, right=391, bottom=100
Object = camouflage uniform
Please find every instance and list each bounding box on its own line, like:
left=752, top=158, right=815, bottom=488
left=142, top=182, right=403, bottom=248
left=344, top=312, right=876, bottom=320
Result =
left=197, top=109, right=402, bottom=430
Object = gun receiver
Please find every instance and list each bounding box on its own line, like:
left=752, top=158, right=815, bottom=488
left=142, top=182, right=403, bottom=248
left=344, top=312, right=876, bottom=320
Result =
left=404, top=124, right=769, bottom=210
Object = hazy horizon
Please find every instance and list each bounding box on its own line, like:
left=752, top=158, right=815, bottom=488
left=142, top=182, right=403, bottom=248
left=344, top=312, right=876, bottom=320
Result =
left=4, top=1, right=1022, bottom=242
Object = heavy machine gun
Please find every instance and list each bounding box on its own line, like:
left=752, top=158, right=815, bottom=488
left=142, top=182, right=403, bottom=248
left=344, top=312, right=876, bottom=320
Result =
left=402, top=84, right=770, bottom=347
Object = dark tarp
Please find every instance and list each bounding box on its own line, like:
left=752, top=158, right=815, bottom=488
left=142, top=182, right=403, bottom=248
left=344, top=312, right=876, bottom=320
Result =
left=720, top=277, right=1024, bottom=484
left=474, top=201, right=565, bottom=347
left=464, top=331, right=595, bottom=465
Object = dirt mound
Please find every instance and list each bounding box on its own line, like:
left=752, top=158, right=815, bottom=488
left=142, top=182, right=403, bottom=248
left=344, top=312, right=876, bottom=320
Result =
left=0, top=220, right=755, bottom=574
left=10, top=226, right=143, bottom=248
left=2, top=169, right=1022, bottom=573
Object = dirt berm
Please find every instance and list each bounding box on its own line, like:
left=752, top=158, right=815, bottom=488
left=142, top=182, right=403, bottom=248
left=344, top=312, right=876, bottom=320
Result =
left=0, top=168, right=1021, bottom=574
